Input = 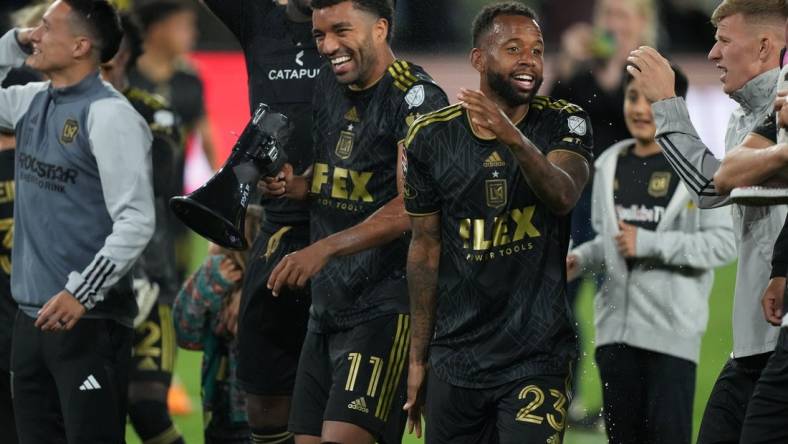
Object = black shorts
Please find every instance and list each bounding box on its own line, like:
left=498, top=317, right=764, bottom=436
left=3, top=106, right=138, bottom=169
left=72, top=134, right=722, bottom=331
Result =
left=740, top=328, right=788, bottom=444
left=289, top=314, right=410, bottom=443
left=424, top=368, right=571, bottom=444
left=11, top=312, right=133, bottom=443
left=130, top=303, right=177, bottom=385
left=697, top=352, right=771, bottom=444
left=237, top=223, right=311, bottom=396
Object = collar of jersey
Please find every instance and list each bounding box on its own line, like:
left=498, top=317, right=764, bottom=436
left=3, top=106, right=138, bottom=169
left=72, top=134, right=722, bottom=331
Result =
left=729, top=67, right=778, bottom=113
left=48, top=71, right=102, bottom=104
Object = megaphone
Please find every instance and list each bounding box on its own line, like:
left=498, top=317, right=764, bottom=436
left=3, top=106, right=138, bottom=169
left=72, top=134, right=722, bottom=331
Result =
left=170, top=103, right=289, bottom=250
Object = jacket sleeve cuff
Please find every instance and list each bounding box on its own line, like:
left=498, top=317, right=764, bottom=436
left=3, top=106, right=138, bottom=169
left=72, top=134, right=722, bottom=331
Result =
left=65, top=271, right=97, bottom=310
left=635, top=228, right=659, bottom=258
left=770, top=262, right=788, bottom=279
left=653, top=97, right=700, bottom=139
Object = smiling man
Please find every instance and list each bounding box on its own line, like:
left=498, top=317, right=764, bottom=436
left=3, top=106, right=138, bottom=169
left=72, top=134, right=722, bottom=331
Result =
left=0, top=0, right=155, bottom=442
left=402, top=3, right=592, bottom=443
left=257, top=0, right=448, bottom=443
left=627, top=1, right=788, bottom=442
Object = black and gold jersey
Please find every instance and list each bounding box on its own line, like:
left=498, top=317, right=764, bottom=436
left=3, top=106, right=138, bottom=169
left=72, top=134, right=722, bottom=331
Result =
left=125, top=87, right=182, bottom=303
left=404, top=96, right=593, bottom=388
left=308, top=60, right=448, bottom=333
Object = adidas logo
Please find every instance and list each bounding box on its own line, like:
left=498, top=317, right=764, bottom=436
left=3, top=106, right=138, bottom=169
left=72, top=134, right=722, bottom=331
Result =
left=483, top=151, right=506, bottom=168
left=344, top=107, right=360, bottom=123
left=347, top=396, right=369, bottom=414
left=78, top=374, right=102, bottom=391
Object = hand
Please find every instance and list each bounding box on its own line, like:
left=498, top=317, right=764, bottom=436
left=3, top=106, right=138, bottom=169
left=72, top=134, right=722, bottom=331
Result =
left=35, top=290, right=87, bottom=331
left=267, top=242, right=332, bottom=296
left=216, top=288, right=241, bottom=336
left=402, top=361, right=427, bottom=439
left=457, top=89, right=523, bottom=147
left=566, top=253, right=581, bottom=282
left=257, top=163, right=308, bottom=200
left=615, top=221, right=638, bottom=258
left=626, top=46, right=676, bottom=103
left=16, top=28, right=34, bottom=46
left=761, top=277, right=785, bottom=326
left=560, top=23, right=594, bottom=64
left=218, top=256, right=243, bottom=284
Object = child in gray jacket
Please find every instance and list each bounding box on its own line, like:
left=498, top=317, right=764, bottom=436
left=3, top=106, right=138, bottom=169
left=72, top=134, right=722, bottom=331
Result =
left=568, top=65, right=736, bottom=444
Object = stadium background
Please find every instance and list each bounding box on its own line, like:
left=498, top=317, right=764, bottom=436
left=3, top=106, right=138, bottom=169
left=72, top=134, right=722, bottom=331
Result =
left=0, top=0, right=748, bottom=442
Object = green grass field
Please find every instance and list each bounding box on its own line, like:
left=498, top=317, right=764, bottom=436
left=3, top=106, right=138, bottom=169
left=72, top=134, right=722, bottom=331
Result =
left=126, top=236, right=738, bottom=444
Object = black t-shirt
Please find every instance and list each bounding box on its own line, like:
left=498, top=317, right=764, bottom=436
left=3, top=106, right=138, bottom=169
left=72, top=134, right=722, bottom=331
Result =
left=128, top=66, right=206, bottom=131
left=203, top=0, right=320, bottom=225
left=125, top=87, right=182, bottom=303
left=549, top=69, right=629, bottom=158
left=0, top=149, right=15, bottom=370
left=613, top=145, right=679, bottom=231
left=404, top=96, right=593, bottom=388
left=309, top=60, right=448, bottom=333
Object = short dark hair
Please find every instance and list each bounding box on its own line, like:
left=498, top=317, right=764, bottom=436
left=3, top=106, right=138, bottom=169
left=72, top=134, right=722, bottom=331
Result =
left=134, top=0, right=194, bottom=32
left=119, top=14, right=143, bottom=73
left=472, top=2, right=538, bottom=48
left=624, top=63, right=689, bottom=99
left=311, top=0, right=395, bottom=42
left=62, top=0, right=123, bottom=63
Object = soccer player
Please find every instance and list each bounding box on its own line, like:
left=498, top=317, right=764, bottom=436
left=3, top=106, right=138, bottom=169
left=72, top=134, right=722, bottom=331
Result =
left=198, top=0, right=319, bottom=441
left=568, top=66, right=736, bottom=444
left=403, top=3, right=592, bottom=443
left=0, top=1, right=155, bottom=442
left=260, top=0, right=448, bottom=442
left=100, top=14, right=184, bottom=444
left=627, top=1, right=788, bottom=442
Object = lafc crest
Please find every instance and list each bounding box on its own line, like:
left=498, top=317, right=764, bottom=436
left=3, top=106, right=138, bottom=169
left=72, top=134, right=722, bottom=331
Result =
left=335, top=130, right=354, bottom=159
left=61, top=119, right=79, bottom=144
left=648, top=172, right=672, bottom=198
left=485, top=179, right=507, bottom=208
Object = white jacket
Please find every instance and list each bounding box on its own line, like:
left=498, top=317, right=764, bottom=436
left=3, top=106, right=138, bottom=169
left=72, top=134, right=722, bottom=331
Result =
left=573, top=140, right=737, bottom=363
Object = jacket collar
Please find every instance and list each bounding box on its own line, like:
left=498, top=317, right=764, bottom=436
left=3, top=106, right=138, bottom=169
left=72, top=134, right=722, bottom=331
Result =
left=729, top=68, right=779, bottom=112
left=48, top=71, right=102, bottom=104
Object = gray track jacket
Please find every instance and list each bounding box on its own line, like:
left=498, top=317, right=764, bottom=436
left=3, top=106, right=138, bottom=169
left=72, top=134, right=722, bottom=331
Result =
left=573, top=140, right=736, bottom=363
left=0, top=30, right=155, bottom=326
left=653, top=68, right=784, bottom=357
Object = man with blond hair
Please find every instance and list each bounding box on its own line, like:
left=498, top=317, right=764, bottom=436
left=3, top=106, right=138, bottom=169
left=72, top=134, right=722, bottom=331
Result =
left=628, top=0, right=788, bottom=442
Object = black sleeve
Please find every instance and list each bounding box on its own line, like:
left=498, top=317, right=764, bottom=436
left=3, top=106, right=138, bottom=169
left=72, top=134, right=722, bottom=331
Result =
left=202, top=0, right=274, bottom=45
left=545, top=104, right=594, bottom=163
left=404, top=127, right=441, bottom=216
left=752, top=111, right=777, bottom=144
left=771, top=213, right=788, bottom=279
left=395, top=83, right=449, bottom=144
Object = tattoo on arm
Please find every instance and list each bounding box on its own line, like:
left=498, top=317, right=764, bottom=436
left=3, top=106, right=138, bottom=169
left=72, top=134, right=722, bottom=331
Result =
left=407, top=214, right=441, bottom=365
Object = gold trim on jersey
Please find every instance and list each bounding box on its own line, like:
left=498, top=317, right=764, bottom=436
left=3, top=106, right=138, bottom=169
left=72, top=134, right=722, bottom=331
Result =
left=530, top=96, right=583, bottom=114
left=264, top=226, right=293, bottom=261
left=375, top=314, right=410, bottom=420
left=405, top=210, right=440, bottom=217
left=404, top=103, right=464, bottom=148
left=388, top=60, right=420, bottom=92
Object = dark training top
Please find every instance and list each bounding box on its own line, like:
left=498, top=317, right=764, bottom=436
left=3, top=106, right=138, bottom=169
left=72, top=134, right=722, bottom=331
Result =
left=613, top=145, right=679, bottom=232
left=404, top=97, right=593, bottom=388
left=308, top=60, right=448, bottom=333
left=203, top=0, right=320, bottom=226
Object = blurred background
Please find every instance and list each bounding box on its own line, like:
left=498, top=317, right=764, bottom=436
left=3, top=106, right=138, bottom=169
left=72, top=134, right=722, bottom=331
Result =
left=1, top=0, right=744, bottom=443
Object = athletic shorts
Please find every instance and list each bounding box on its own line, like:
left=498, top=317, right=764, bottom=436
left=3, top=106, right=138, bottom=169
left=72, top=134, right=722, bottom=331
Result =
left=237, top=223, right=311, bottom=396
left=740, top=328, right=788, bottom=444
left=288, top=314, right=410, bottom=443
left=129, top=303, right=177, bottom=385
left=425, top=368, right=572, bottom=444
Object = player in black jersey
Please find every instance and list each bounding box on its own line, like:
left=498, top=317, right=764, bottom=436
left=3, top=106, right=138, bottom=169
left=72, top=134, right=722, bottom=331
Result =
left=402, top=3, right=592, bottom=443
left=100, top=15, right=184, bottom=444
left=198, top=0, right=318, bottom=442
left=259, top=0, right=447, bottom=442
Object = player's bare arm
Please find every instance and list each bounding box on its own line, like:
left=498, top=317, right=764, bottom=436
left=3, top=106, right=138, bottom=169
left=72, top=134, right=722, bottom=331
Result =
left=403, top=212, right=441, bottom=439
left=458, top=88, right=589, bottom=215
left=715, top=133, right=788, bottom=195
left=267, top=143, right=410, bottom=296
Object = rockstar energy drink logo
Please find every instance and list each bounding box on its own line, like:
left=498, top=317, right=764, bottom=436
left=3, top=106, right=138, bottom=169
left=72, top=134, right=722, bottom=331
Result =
left=459, top=206, right=541, bottom=252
